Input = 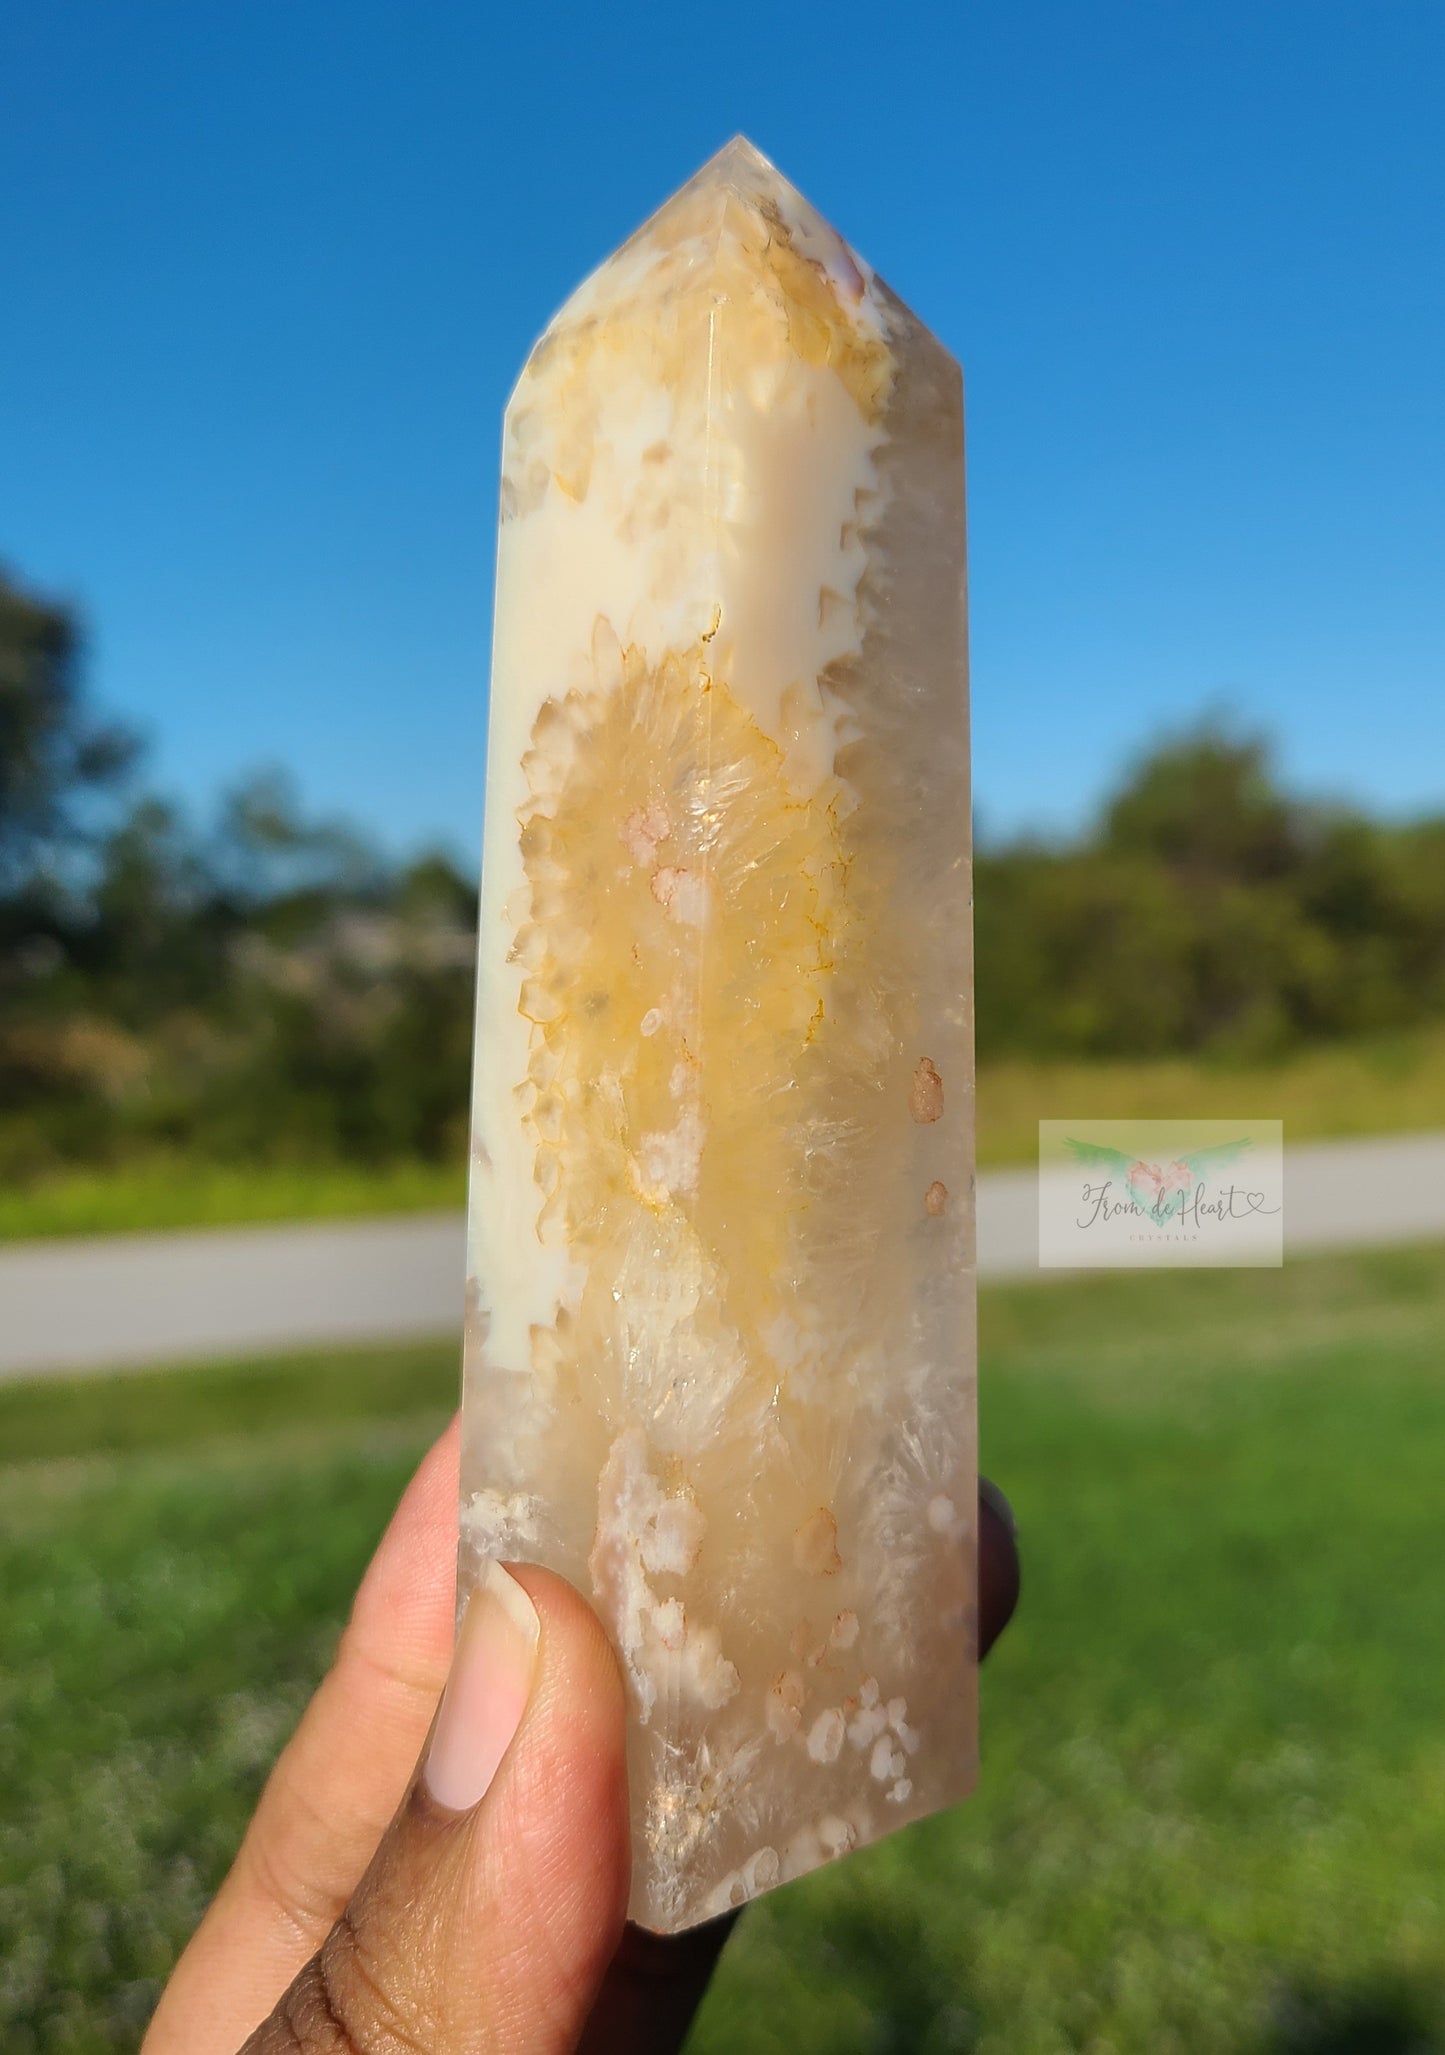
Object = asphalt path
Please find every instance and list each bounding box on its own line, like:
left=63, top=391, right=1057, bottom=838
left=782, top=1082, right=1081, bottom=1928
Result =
left=3, top=1131, right=1444, bottom=1380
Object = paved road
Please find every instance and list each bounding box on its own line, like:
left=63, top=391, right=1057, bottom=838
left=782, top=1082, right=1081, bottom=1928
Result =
left=0, top=1213, right=467, bottom=1381
left=4, top=1131, right=1445, bottom=1380
left=976, top=1128, right=1445, bottom=1274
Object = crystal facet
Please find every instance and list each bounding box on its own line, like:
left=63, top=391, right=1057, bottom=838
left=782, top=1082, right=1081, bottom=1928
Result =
left=460, top=137, right=975, bottom=1933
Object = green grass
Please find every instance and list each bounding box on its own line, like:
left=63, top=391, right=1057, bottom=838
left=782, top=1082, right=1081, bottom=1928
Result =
left=0, top=1155, right=465, bottom=1243
left=0, top=1339, right=459, bottom=1466
left=4, top=1251, right=1445, bottom=2049
left=978, top=1024, right=1445, bottom=1166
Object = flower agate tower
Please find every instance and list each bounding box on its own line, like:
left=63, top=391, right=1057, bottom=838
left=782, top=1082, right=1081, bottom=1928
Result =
left=460, top=137, right=975, bottom=1933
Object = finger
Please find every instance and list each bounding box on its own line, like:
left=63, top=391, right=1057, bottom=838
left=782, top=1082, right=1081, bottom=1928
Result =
left=146, top=1417, right=462, bottom=2055
left=577, top=1474, right=1023, bottom=2055
left=576, top=1912, right=741, bottom=2054
left=243, top=1562, right=630, bottom=2055
left=978, top=1475, right=1021, bottom=1657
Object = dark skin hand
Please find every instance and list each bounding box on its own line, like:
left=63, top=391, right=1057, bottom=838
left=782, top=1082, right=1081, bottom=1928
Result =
left=145, top=1416, right=1020, bottom=2055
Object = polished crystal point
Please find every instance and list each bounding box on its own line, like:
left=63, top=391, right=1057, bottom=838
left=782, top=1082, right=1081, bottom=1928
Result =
left=460, top=136, right=975, bottom=1933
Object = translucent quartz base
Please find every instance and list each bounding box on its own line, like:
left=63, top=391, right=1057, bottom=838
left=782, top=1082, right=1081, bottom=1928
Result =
left=460, top=137, right=975, bottom=1933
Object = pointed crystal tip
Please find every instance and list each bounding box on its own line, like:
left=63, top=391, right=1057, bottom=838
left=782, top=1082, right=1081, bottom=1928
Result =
left=684, top=133, right=795, bottom=210
left=708, top=133, right=777, bottom=180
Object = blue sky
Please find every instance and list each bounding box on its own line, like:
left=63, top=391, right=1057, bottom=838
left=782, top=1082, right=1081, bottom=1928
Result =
left=3, top=2, right=1442, bottom=861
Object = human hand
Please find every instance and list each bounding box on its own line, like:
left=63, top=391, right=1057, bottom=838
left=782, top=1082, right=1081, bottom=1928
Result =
left=145, top=1417, right=1020, bottom=2055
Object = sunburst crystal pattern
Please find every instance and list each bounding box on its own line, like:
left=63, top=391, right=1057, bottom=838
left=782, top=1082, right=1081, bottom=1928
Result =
left=515, top=624, right=861, bottom=1433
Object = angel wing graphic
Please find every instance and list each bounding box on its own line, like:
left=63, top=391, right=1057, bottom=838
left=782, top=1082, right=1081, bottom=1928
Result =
left=1063, top=1136, right=1253, bottom=1216
left=1062, top=1138, right=1136, bottom=1180
left=1063, top=1139, right=1164, bottom=1211
left=1175, top=1139, right=1253, bottom=1184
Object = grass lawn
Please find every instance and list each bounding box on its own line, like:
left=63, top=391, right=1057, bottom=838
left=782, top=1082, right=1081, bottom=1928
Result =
left=3, top=1248, right=1445, bottom=2050
left=976, top=1023, right=1445, bottom=1167
left=0, top=1156, right=465, bottom=1243
left=6, top=1026, right=1445, bottom=1245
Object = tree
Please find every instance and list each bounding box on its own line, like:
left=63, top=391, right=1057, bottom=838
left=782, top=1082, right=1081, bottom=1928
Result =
left=0, top=568, right=137, bottom=892
left=1102, top=723, right=1296, bottom=884
left=976, top=721, right=1445, bottom=1061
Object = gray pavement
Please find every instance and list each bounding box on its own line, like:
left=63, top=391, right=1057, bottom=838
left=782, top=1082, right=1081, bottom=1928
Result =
left=0, top=1211, right=466, bottom=1381
left=4, top=1131, right=1445, bottom=1381
left=977, top=1128, right=1445, bottom=1276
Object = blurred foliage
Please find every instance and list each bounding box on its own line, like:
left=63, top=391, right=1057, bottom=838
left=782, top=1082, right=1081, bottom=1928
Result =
left=0, top=575, right=137, bottom=894
left=4, top=563, right=1445, bottom=1188
left=0, top=570, right=478, bottom=1182
left=977, top=729, right=1445, bottom=1063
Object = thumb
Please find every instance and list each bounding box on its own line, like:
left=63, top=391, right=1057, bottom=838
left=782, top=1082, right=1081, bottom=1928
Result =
left=242, top=1563, right=631, bottom=2055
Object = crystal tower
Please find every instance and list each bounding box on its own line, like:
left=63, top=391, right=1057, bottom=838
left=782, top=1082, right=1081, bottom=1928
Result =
left=460, top=137, right=975, bottom=1933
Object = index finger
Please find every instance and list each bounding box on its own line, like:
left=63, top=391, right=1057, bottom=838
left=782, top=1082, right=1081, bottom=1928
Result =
left=145, top=1417, right=461, bottom=2054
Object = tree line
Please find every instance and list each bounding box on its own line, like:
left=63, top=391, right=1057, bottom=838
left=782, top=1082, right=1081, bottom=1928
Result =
left=3, top=567, right=1443, bottom=1181
left=0, top=571, right=476, bottom=1179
